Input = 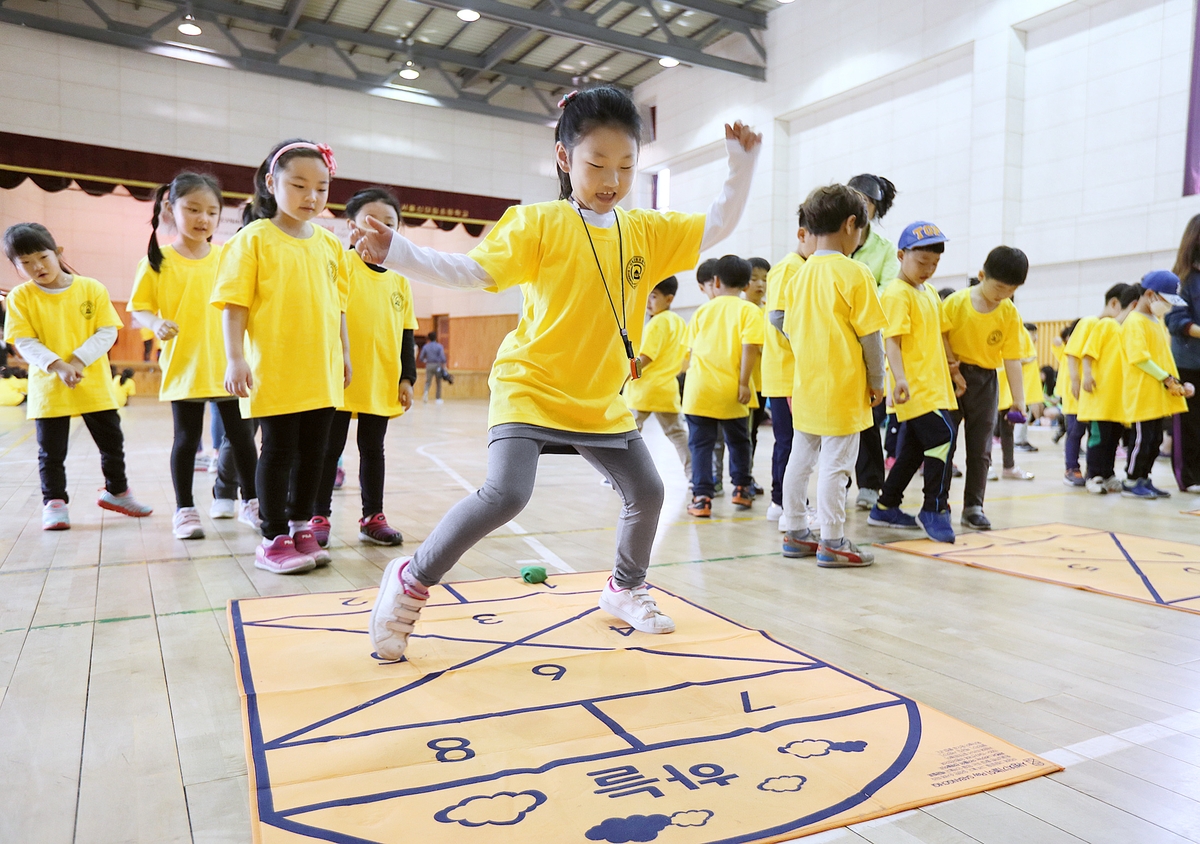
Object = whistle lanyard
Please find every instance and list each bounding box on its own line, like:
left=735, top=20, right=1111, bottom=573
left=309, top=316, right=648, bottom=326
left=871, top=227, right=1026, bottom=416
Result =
left=576, top=206, right=640, bottom=379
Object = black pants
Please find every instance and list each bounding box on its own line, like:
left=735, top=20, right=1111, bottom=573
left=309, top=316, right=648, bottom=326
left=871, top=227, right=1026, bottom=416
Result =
left=686, top=414, right=752, bottom=498
left=879, top=410, right=955, bottom=512
left=855, top=402, right=887, bottom=491
left=171, top=400, right=258, bottom=509
left=883, top=413, right=901, bottom=459
left=257, top=407, right=336, bottom=539
left=1174, top=367, right=1200, bottom=489
left=1085, top=420, right=1123, bottom=481
left=315, top=410, right=389, bottom=519
left=768, top=396, right=793, bottom=506
left=948, top=364, right=999, bottom=510
left=994, top=410, right=1015, bottom=470
left=36, top=410, right=127, bottom=503
left=1127, top=418, right=1164, bottom=482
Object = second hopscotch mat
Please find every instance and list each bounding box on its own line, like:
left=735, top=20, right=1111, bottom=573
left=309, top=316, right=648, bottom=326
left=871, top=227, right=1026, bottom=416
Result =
left=885, top=523, right=1200, bottom=614
left=230, top=571, right=1058, bottom=843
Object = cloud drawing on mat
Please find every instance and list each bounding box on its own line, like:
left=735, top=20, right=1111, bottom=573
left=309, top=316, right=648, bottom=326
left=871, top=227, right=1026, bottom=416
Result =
left=758, top=775, right=807, bottom=793
left=670, top=809, right=714, bottom=827
left=585, top=814, right=672, bottom=842
left=434, top=790, right=547, bottom=827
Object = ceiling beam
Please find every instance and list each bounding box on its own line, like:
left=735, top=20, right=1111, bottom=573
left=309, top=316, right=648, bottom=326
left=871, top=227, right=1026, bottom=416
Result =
left=656, top=0, right=764, bottom=29
left=0, top=6, right=557, bottom=125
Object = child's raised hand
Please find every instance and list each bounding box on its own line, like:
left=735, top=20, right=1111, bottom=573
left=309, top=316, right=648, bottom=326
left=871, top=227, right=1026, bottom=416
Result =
left=354, top=216, right=395, bottom=264
left=225, top=359, right=253, bottom=398
left=725, top=121, right=762, bottom=154
left=49, top=359, right=80, bottom=389
left=892, top=379, right=910, bottom=405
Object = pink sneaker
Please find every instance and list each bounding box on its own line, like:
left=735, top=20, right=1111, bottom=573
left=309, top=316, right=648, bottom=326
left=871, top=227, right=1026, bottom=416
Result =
left=255, top=535, right=315, bottom=574
left=309, top=515, right=331, bottom=548
left=359, top=513, right=403, bottom=546
left=292, top=527, right=332, bottom=566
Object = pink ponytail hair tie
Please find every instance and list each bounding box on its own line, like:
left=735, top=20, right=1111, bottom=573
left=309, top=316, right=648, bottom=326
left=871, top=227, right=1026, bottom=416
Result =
left=558, top=91, right=579, bottom=109
left=269, top=142, right=338, bottom=177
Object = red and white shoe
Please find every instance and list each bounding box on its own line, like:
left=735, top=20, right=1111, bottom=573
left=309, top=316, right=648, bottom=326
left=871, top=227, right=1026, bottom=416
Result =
left=359, top=513, right=403, bottom=546
left=369, top=557, right=429, bottom=660
left=309, top=515, right=331, bottom=548
left=255, top=535, right=315, bottom=574
left=292, top=527, right=331, bottom=567
left=42, top=499, right=70, bottom=531
left=97, top=488, right=152, bottom=517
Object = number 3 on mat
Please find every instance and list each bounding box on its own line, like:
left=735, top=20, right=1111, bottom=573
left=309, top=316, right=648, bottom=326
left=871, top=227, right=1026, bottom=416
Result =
left=428, top=737, right=475, bottom=762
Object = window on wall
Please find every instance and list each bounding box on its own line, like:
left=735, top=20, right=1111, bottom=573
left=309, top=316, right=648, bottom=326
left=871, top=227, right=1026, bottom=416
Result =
left=651, top=168, right=670, bottom=210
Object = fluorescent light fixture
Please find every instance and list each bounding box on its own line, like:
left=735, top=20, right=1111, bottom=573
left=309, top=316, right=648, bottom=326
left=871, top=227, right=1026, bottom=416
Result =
left=776, top=0, right=796, bottom=4
left=371, top=86, right=444, bottom=108
left=658, top=56, right=679, bottom=68
left=456, top=9, right=481, bottom=22
left=399, top=67, right=420, bottom=80
left=177, top=13, right=202, bottom=35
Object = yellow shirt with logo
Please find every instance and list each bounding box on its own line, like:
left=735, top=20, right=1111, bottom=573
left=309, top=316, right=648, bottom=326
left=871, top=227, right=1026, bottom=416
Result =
left=1122, top=311, right=1186, bottom=422
left=211, top=219, right=349, bottom=418
left=625, top=309, right=688, bottom=414
left=3, top=276, right=122, bottom=419
left=1077, top=317, right=1125, bottom=423
left=129, top=244, right=229, bottom=402
left=469, top=201, right=705, bottom=434
left=1061, top=315, right=1099, bottom=416
left=682, top=295, right=765, bottom=420
left=941, top=287, right=1023, bottom=370
left=783, top=253, right=887, bottom=437
left=761, top=252, right=804, bottom=398
left=341, top=251, right=419, bottom=418
left=881, top=279, right=957, bottom=422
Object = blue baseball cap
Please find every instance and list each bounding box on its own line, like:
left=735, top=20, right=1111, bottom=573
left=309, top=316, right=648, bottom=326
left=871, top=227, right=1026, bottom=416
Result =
left=898, top=221, right=948, bottom=251
left=1142, top=270, right=1185, bottom=306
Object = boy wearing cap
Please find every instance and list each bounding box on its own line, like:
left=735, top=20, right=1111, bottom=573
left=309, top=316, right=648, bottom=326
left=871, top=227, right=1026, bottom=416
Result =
left=941, top=246, right=1030, bottom=530
left=1121, top=270, right=1195, bottom=499
left=867, top=222, right=958, bottom=542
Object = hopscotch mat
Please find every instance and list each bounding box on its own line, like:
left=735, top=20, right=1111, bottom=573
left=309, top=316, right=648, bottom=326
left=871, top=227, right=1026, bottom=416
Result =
left=229, top=571, right=1058, bottom=844
left=886, top=523, right=1200, bottom=614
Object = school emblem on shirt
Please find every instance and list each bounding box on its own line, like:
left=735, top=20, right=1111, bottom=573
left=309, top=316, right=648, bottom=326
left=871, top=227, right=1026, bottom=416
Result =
left=391, top=291, right=404, bottom=312
left=625, top=256, right=646, bottom=288
left=80, top=300, right=95, bottom=319
left=987, top=329, right=1003, bottom=346
left=327, top=259, right=338, bottom=286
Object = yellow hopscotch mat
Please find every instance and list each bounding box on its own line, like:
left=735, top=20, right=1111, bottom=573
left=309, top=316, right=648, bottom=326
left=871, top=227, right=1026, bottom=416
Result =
left=886, top=523, right=1200, bottom=614
left=229, top=571, right=1058, bottom=844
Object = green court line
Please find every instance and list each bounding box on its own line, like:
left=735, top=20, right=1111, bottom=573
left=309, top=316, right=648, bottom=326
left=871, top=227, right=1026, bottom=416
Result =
left=1, top=604, right=225, bottom=634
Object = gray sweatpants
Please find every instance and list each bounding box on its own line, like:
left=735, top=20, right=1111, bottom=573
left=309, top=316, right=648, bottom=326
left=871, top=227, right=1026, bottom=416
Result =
left=633, top=410, right=692, bottom=480
left=410, top=435, right=665, bottom=589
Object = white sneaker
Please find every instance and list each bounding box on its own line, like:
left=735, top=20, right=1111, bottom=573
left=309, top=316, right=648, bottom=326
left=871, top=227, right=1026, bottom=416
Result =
left=987, top=464, right=999, bottom=481
left=436, top=398, right=444, bottom=405
left=855, top=489, right=879, bottom=511
left=207, top=450, right=219, bottom=474
left=210, top=498, right=236, bottom=519
left=766, top=502, right=783, bottom=521
left=42, top=499, right=70, bottom=531
left=598, top=577, right=675, bottom=634
left=1085, top=477, right=1108, bottom=495
left=1003, top=466, right=1034, bottom=481
left=1186, top=485, right=1200, bottom=494
left=369, top=557, right=430, bottom=660
left=173, top=507, right=205, bottom=540
left=238, top=498, right=262, bottom=530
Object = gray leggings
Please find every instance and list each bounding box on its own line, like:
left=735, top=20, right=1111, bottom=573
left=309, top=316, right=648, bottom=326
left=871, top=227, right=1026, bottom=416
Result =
left=410, top=436, right=665, bottom=589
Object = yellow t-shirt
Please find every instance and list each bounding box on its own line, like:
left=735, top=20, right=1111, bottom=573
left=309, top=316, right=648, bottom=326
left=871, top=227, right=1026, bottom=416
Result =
left=941, top=288, right=1023, bottom=370
left=113, top=375, right=136, bottom=407
left=761, top=252, right=803, bottom=398
left=1122, top=311, right=1187, bottom=423
left=625, top=309, right=688, bottom=414
left=880, top=279, right=957, bottom=422
left=341, top=251, right=419, bottom=418
left=1077, top=317, right=1124, bottom=423
left=210, top=219, right=350, bottom=418
left=0, top=379, right=25, bottom=406
left=129, top=244, right=229, bottom=402
left=783, top=253, right=887, bottom=436
left=1021, top=329, right=1042, bottom=408
left=1061, top=315, right=1099, bottom=416
left=469, top=201, right=705, bottom=434
left=3, top=276, right=122, bottom=419
left=682, top=296, right=765, bottom=420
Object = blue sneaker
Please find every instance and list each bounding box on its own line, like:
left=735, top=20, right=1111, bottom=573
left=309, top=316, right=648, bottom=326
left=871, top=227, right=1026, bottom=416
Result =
left=1146, top=482, right=1172, bottom=499
left=782, top=530, right=819, bottom=558
left=918, top=509, right=956, bottom=543
left=867, top=504, right=920, bottom=529
left=1122, top=479, right=1157, bottom=500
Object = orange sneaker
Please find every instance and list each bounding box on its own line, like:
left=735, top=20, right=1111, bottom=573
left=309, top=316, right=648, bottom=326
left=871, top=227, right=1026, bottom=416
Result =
left=731, top=485, right=753, bottom=509
left=687, top=496, right=712, bottom=518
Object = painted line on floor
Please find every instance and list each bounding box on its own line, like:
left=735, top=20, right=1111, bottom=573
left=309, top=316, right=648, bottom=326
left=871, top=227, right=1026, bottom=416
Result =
left=1, top=604, right=226, bottom=634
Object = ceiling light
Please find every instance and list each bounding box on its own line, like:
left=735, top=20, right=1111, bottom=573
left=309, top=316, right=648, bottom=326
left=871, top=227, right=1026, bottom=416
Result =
left=399, top=64, right=421, bottom=79
left=776, top=0, right=796, bottom=4
left=658, top=56, right=679, bottom=68
left=177, top=13, right=202, bottom=36
left=456, top=8, right=480, bottom=21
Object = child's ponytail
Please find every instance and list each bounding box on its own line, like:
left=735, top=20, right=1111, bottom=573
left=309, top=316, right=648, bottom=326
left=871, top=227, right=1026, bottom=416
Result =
left=147, top=184, right=171, bottom=273
left=148, top=173, right=223, bottom=270
left=244, top=156, right=277, bottom=226
left=554, top=87, right=643, bottom=201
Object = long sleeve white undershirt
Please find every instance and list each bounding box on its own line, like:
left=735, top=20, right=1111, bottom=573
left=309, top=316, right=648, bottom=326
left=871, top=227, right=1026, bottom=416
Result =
left=14, top=326, right=118, bottom=373
left=383, top=138, right=759, bottom=288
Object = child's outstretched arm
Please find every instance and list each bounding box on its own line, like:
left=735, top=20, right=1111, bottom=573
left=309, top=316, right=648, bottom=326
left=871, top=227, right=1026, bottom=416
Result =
left=858, top=331, right=886, bottom=406
left=354, top=219, right=494, bottom=290
left=700, top=122, right=762, bottom=252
